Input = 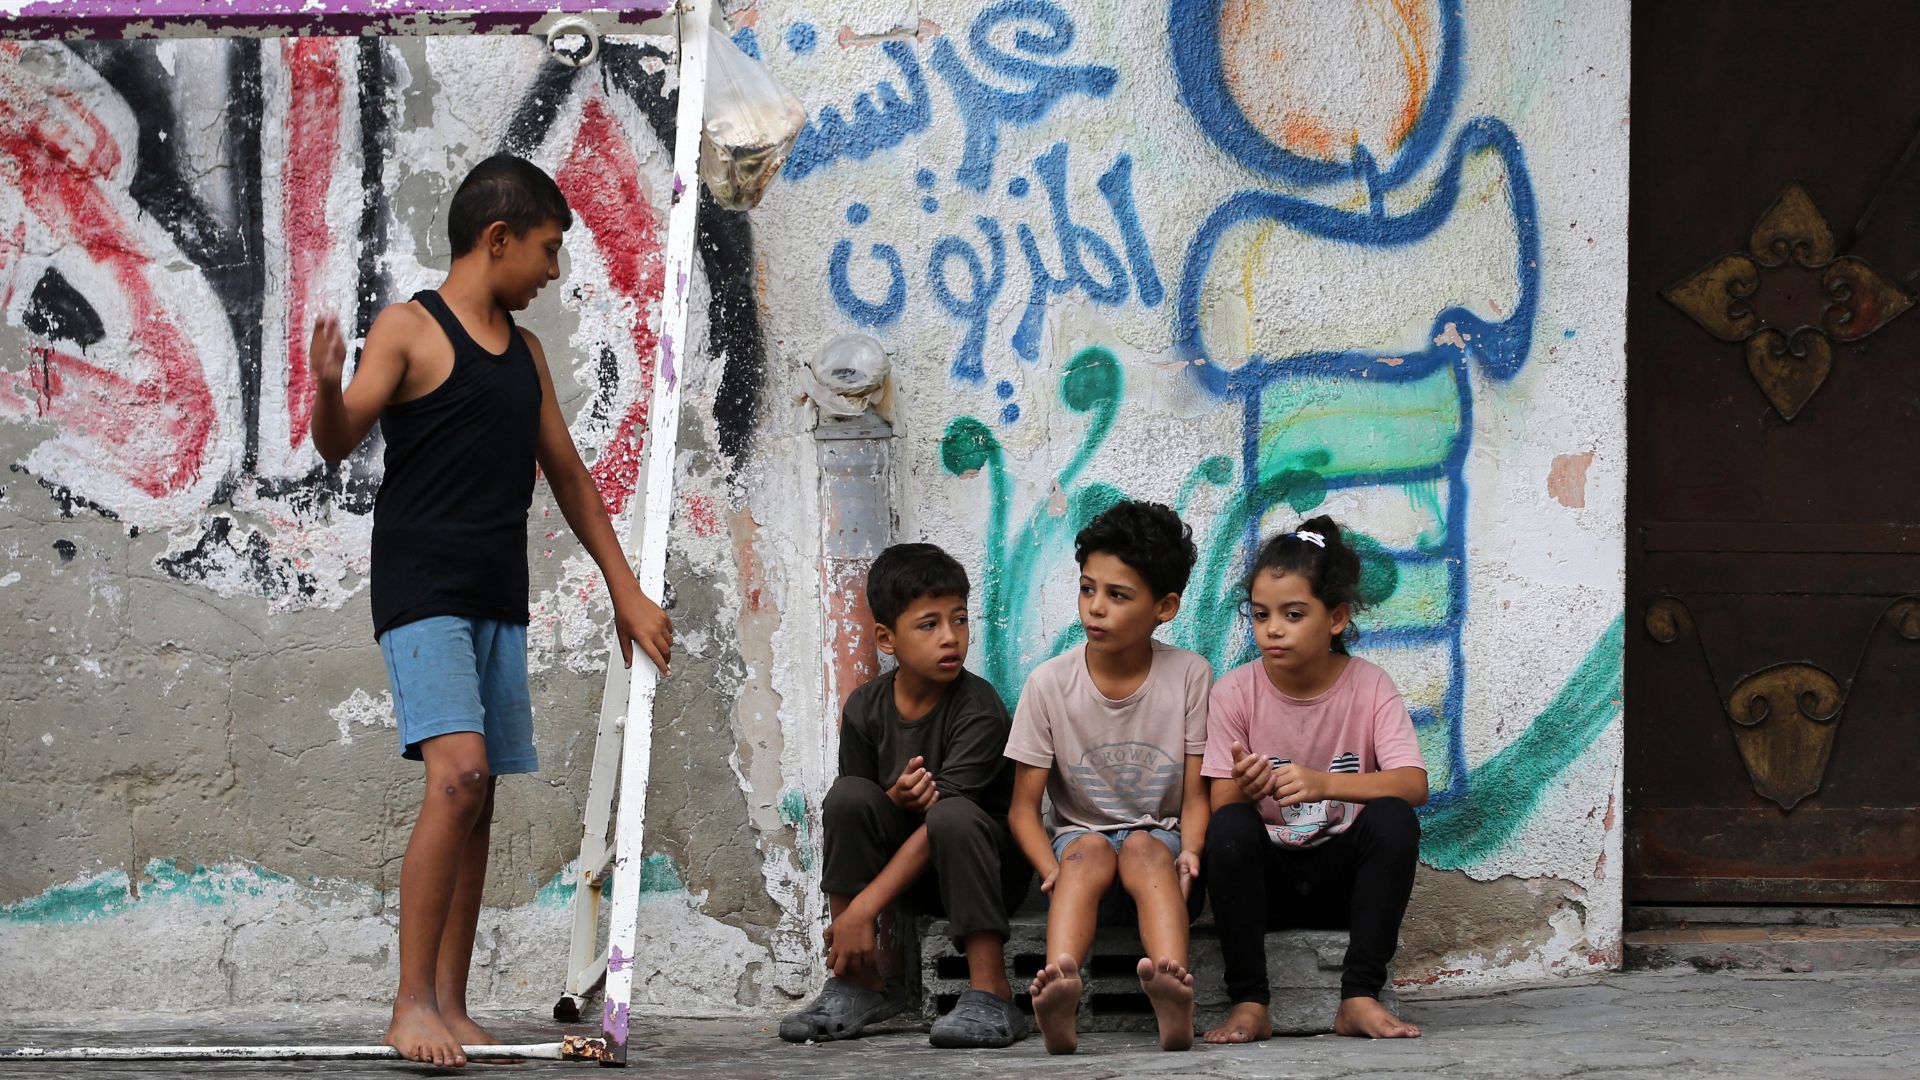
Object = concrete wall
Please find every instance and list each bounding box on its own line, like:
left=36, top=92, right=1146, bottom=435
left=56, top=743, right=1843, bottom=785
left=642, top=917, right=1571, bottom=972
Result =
left=0, top=0, right=1629, bottom=1013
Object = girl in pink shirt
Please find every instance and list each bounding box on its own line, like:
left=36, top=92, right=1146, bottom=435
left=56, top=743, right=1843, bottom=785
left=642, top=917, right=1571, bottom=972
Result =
left=1199, top=516, right=1428, bottom=1043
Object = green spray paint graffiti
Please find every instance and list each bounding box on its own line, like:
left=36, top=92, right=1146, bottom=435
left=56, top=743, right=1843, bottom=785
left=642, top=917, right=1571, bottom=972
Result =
left=941, top=348, right=1624, bottom=867
left=1420, top=614, right=1625, bottom=868
left=779, top=788, right=815, bottom=871
left=536, top=853, right=686, bottom=908
left=0, top=861, right=293, bottom=924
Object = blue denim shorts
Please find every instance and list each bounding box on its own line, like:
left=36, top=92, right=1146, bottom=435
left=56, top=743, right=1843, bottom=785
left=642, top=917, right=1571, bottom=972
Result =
left=378, top=615, right=537, bottom=774
left=1050, top=826, right=1181, bottom=862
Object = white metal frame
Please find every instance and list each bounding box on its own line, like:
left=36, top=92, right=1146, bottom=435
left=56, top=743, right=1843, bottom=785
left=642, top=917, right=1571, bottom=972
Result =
left=552, top=1, right=715, bottom=1056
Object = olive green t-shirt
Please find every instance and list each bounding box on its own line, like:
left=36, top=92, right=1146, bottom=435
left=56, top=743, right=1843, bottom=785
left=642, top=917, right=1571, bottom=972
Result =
left=839, top=668, right=1015, bottom=816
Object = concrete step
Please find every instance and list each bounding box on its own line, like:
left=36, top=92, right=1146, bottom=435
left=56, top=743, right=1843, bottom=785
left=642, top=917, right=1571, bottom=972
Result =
left=918, top=916, right=1392, bottom=1035
left=1625, top=925, right=1920, bottom=973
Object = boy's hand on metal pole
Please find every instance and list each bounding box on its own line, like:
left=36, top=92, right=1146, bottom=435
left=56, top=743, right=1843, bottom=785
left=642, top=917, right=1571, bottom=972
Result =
left=615, top=590, right=673, bottom=677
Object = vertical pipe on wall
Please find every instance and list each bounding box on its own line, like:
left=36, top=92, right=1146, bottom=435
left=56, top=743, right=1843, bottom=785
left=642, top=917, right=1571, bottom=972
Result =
left=815, top=408, right=894, bottom=725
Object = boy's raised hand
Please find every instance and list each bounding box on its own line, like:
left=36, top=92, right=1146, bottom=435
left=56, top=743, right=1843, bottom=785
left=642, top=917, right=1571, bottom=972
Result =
left=1229, top=741, right=1278, bottom=802
left=308, top=314, right=347, bottom=386
left=887, top=756, right=938, bottom=813
left=614, top=588, right=673, bottom=677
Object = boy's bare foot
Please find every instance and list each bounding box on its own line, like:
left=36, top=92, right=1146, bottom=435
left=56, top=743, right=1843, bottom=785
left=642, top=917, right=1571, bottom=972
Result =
left=1029, top=954, right=1083, bottom=1055
left=443, top=1013, right=515, bottom=1065
left=1203, top=1000, right=1273, bottom=1044
left=1334, top=995, right=1421, bottom=1038
left=385, top=1000, right=467, bottom=1067
left=1137, top=956, right=1195, bottom=1051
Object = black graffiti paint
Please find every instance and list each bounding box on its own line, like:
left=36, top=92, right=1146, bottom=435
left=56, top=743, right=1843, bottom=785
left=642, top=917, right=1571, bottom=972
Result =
left=23, top=268, right=105, bottom=350
left=154, top=513, right=321, bottom=603
left=499, top=57, right=584, bottom=160
left=353, top=37, right=392, bottom=342
left=594, top=43, right=769, bottom=467
left=51, top=538, right=77, bottom=563
left=12, top=466, right=121, bottom=521
left=67, top=41, right=268, bottom=478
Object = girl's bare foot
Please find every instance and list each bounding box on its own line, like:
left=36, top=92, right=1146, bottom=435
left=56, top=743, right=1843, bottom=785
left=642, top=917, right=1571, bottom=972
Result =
left=385, top=1000, right=467, bottom=1067
left=1029, top=954, right=1083, bottom=1055
left=1203, top=1000, right=1273, bottom=1044
left=1334, top=995, right=1421, bottom=1038
left=1137, top=956, right=1195, bottom=1051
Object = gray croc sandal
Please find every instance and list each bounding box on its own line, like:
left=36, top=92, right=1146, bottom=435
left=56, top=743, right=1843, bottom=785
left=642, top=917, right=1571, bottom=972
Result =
left=778, top=977, right=905, bottom=1043
left=928, top=988, right=1030, bottom=1048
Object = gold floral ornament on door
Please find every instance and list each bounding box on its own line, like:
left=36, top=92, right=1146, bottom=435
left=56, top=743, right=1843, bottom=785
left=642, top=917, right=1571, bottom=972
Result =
left=1663, top=183, right=1914, bottom=419
left=1646, top=596, right=1920, bottom=810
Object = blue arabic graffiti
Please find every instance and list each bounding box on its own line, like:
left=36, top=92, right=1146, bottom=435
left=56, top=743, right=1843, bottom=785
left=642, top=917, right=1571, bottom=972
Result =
left=784, top=0, right=1117, bottom=188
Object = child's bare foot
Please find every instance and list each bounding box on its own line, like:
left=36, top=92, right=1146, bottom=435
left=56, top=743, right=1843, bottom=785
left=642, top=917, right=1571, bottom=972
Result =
left=1203, top=1000, right=1273, bottom=1044
left=385, top=1000, right=467, bottom=1067
left=1334, top=995, right=1421, bottom=1038
left=443, top=1013, right=514, bottom=1065
left=1029, top=954, right=1083, bottom=1055
left=1137, top=956, right=1195, bottom=1051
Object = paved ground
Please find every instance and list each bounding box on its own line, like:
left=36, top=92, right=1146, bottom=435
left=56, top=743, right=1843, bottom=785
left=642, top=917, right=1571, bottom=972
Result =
left=4, top=969, right=1919, bottom=1078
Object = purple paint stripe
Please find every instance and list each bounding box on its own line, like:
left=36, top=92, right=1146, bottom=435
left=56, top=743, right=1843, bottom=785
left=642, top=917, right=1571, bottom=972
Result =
left=602, top=1000, right=630, bottom=1045
left=660, top=332, right=677, bottom=389
left=1, top=0, right=670, bottom=37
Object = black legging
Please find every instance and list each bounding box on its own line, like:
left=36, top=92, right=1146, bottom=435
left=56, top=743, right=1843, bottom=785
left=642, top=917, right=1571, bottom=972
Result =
left=1204, top=797, right=1419, bottom=1002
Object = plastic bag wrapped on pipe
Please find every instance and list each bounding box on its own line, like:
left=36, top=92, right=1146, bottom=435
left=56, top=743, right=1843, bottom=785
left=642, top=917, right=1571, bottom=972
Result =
left=803, top=333, right=890, bottom=417
left=698, top=31, right=806, bottom=210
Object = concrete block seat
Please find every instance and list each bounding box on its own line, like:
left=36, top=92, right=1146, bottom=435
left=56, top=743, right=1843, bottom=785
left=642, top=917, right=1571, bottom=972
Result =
left=916, top=912, right=1395, bottom=1035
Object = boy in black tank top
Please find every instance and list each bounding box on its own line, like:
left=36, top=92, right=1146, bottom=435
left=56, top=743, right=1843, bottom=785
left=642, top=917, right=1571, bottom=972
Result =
left=307, top=154, right=673, bottom=1068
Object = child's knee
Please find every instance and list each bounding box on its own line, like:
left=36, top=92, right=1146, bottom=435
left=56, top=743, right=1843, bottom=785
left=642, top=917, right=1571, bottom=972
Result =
left=1117, top=830, right=1174, bottom=870
left=821, top=775, right=889, bottom=828
left=427, top=761, right=492, bottom=813
left=1359, top=796, right=1420, bottom=852
left=924, top=794, right=988, bottom=845
left=1057, top=833, right=1118, bottom=877
left=1205, top=801, right=1265, bottom=856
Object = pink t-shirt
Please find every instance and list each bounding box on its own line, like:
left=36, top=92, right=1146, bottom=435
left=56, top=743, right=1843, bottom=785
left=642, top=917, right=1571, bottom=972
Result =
left=1201, top=657, right=1424, bottom=849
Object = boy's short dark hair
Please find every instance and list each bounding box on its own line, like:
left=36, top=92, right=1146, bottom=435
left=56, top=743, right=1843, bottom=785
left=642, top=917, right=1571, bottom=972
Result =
left=1074, top=500, right=1196, bottom=599
left=447, top=154, right=573, bottom=258
left=868, top=543, right=969, bottom=628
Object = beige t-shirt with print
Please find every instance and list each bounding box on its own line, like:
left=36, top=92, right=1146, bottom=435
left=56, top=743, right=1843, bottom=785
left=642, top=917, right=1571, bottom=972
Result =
left=1005, top=640, right=1212, bottom=836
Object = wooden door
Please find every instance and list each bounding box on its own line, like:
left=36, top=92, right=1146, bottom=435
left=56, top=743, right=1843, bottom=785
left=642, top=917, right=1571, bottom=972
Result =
left=1628, top=2, right=1920, bottom=904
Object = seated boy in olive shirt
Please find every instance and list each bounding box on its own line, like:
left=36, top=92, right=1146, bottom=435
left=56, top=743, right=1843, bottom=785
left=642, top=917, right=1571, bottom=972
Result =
left=780, top=544, right=1030, bottom=1048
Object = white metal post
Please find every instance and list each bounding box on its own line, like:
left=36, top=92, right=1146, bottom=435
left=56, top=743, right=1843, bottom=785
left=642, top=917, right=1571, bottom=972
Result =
left=599, top=0, right=711, bottom=1053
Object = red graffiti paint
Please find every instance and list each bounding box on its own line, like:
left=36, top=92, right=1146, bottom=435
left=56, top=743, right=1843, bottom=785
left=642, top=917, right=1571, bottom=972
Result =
left=282, top=38, right=344, bottom=450
left=680, top=492, right=720, bottom=538
left=555, top=96, right=664, bottom=517
left=0, top=53, right=215, bottom=497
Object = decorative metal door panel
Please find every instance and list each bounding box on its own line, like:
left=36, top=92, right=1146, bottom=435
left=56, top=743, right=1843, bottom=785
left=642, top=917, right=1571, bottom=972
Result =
left=1628, top=3, right=1920, bottom=904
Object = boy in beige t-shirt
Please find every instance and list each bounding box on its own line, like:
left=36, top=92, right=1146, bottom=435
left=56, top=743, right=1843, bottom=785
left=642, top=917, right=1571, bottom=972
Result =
left=1005, top=501, right=1212, bottom=1055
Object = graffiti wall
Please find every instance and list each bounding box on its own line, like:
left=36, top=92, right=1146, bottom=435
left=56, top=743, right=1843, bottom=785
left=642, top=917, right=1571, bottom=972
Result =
left=748, top=0, right=1628, bottom=986
left=0, top=0, right=1628, bottom=1012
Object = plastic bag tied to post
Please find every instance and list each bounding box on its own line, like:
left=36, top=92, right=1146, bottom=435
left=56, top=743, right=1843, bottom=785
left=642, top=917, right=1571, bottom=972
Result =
left=699, top=31, right=806, bottom=211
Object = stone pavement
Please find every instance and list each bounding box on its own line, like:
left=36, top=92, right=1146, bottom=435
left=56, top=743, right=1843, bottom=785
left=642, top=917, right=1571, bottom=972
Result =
left=4, top=969, right=1919, bottom=1078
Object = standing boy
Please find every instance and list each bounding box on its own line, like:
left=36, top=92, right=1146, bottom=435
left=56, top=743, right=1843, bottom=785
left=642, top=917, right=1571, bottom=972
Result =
left=307, top=154, right=673, bottom=1068
left=779, top=543, right=1030, bottom=1048
left=1005, top=500, right=1213, bottom=1054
